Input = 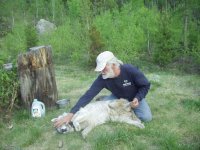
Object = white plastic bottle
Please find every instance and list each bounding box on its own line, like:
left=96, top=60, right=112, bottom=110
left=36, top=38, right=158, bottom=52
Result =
left=31, top=99, right=45, bottom=118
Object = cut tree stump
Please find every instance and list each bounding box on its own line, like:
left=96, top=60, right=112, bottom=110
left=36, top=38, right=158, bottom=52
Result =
left=18, top=45, right=58, bottom=109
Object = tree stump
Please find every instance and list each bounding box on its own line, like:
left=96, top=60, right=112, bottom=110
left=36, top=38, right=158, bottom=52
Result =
left=18, top=45, right=58, bottom=109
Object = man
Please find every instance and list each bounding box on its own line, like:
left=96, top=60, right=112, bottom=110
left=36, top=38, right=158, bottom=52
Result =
left=54, top=51, right=152, bottom=128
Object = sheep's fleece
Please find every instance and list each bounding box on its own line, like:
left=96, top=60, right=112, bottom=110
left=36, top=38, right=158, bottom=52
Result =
left=51, top=98, right=144, bottom=138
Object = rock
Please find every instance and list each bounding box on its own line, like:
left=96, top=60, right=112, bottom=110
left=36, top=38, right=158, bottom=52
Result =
left=36, top=19, right=56, bottom=35
left=58, top=140, right=63, bottom=148
left=7, top=123, right=13, bottom=129
left=3, top=63, right=13, bottom=71
left=150, top=74, right=160, bottom=82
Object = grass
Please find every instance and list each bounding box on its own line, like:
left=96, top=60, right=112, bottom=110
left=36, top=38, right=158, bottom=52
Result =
left=0, top=65, right=200, bottom=150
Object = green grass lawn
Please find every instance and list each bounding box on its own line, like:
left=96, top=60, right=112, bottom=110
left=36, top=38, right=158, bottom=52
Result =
left=0, top=65, right=199, bottom=150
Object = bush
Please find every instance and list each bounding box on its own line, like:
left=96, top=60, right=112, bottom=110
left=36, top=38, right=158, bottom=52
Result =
left=0, top=67, right=19, bottom=113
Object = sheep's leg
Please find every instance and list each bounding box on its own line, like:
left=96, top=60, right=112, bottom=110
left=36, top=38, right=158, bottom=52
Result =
left=81, top=125, right=94, bottom=138
left=73, top=121, right=81, bottom=131
left=72, top=113, right=89, bottom=131
left=126, top=119, right=145, bottom=128
left=73, top=119, right=89, bottom=130
left=116, top=117, right=145, bottom=129
left=79, top=121, right=88, bottom=129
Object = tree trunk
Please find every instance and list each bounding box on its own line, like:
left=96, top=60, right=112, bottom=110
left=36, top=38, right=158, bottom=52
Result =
left=52, top=0, right=55, bottom=22
left=183, top=1, right=189, bottom=51
left=147, top=30, right=151, bottom=56
left=184, top=15, right=188, bottom=51
left=18, top=45, right=58, bottom=109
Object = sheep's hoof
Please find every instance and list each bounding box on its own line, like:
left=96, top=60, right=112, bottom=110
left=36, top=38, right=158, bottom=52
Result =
left=138, top=123, right=145, bottom=129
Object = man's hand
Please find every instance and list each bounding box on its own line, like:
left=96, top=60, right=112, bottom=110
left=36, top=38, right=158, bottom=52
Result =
left=53, top=113, right=74, bottom=128
left=130, top=98, right=139, bottom=108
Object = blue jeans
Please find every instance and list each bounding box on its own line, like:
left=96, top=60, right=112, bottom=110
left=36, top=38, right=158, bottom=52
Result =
left=102, top=94, right=152, bottom=122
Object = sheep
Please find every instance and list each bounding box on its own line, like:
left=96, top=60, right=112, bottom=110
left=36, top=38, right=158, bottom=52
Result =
left=52, top=98, right=144, bottom=138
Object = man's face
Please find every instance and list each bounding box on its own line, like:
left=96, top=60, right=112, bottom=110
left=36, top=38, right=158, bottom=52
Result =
left=101, top=64, right=115, bottom=79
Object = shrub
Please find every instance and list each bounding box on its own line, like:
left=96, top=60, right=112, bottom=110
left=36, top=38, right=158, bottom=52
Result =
left=0, top=67, right=19, bottom=113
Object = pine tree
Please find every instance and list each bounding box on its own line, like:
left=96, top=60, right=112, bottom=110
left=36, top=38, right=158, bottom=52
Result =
left=25, top=24, right=38, bottom=50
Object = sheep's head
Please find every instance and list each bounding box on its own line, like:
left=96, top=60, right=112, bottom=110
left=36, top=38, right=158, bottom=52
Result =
left=51, top=113, right=74, bottom=134
left=55, top=123, right=74, bottom=134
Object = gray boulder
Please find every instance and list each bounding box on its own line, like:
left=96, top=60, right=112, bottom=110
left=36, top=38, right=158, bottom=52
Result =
left=36, top=19, right=56, bottom=35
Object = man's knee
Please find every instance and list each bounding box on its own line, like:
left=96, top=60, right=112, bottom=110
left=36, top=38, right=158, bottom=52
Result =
left=139, top=113, right=152, bottom=122
left=135, top=99, right=152, bottom=122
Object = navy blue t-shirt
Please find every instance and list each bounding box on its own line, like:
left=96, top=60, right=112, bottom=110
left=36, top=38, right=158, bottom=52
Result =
left=70, top=64, right=150, bottom=114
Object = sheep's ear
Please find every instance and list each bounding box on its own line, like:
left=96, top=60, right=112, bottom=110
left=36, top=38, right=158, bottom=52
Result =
left=124, top=102, right=131, bottom=111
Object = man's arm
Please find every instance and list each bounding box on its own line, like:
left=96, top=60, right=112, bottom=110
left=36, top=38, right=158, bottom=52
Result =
left=70, top=76, right=104, bottom=114
left=130, top=98, right=139, bottom=108
left=54, top=76, right=104, bottom=127
left=127, top=65, right=150, bottom=101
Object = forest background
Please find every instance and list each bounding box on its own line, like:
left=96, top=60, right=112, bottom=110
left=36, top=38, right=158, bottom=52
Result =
left=0, top=0, right=199, bottom=71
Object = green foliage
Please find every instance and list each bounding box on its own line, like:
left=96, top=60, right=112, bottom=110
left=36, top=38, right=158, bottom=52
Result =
left=130, top=5, right=159, bottom=58
left=0, top=17, right=11, bottom=37
left=153, top=12, right=175, bottom=66
left=0, top=52, right=10, bottom=66
left=0, top=23, right=26, bottom=61
left=94, top=4, right=146, bottom=63
left=68, top=0, right=93, bottom=31
left=67, top=0, right=84, bottom=20
left=25, top=24, right=38, bottom=50
left=188, top=20, right=200, bottom=65
left=0, top=67, right=19, bottom=112
left=88, top=26, right=105, bottom=67
left=0, top=0, right=200, bottom=72
left=39, top=20, right=89, bottom=65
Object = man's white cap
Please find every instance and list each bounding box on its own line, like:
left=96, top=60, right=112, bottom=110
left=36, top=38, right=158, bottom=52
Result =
left=95, top=51, right=115, bottom=72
